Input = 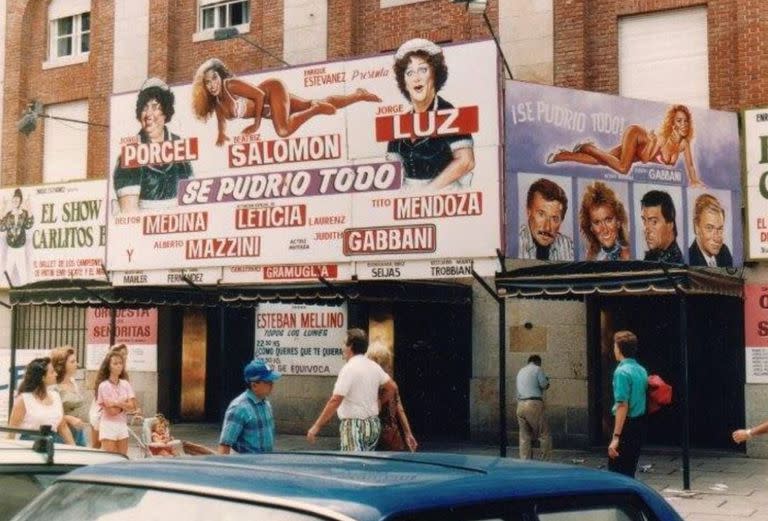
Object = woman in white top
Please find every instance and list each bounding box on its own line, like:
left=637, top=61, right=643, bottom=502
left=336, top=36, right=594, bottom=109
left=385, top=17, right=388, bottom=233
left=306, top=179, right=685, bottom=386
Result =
left=7, top=357, right=75, bottom=444
left=51, top=346, right=89, bottom=446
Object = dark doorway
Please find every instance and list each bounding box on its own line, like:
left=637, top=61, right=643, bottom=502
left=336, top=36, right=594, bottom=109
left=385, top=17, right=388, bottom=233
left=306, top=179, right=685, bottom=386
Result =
left=589, top=295, right=744, bottom=450
left=394, top=302, right=472, bottom=440
left=159, top=307, right=256, bottom=423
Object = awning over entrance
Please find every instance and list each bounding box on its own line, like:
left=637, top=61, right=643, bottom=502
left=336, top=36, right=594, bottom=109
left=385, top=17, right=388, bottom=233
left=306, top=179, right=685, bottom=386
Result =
left=9, top=280, right=213, bottom=307
left=495, top=261, right=743, bottom=298
left=9, top=279, right=472, bottom=307
left=221, top=280, right=472, bottom=306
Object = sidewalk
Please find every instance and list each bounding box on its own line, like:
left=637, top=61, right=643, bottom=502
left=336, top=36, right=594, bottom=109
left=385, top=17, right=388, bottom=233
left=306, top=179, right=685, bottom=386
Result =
left=130, top=423, right=768, bottom=521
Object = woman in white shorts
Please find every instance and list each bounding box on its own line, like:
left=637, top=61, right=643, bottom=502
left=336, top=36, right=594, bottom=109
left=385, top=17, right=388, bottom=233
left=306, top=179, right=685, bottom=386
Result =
left=91, top=344, right=129, bottom=448
left=96, top=350, right=137, bottom=455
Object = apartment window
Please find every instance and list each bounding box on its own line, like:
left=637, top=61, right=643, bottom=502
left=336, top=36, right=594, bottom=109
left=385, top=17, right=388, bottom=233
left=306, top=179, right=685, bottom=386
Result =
left=44, top=0, right=91, bottom=69
left=194, top=0, right=250, bottom=42
left=200, top=0, right=249, bottom=31
left=52, top=12, right=90, bottom=58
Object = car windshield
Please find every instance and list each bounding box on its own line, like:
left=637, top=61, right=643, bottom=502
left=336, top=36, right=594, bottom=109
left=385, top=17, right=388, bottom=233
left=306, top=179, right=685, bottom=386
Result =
left=0, top=473, right=59, bottom=521
left=14, top=482, right=325, bottom=521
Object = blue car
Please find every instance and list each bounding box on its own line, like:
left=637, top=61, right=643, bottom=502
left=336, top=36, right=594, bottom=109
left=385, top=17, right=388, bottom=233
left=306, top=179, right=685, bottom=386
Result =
left=12, top=452, right=682, bottom=521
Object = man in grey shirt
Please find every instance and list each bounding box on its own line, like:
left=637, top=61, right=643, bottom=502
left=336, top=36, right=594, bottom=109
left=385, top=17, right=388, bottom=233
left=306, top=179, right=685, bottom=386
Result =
left=515, top=355, right=552, bottom=460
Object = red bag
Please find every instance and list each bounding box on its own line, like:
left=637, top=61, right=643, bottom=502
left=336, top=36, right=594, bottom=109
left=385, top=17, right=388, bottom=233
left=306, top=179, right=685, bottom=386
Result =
left=377, top=393, right=408, bottom=451
left=647, top=374, right=673, bottom=414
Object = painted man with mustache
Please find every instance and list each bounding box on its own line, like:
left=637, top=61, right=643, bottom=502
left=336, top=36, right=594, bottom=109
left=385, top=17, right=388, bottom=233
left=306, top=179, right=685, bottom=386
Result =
left=519, top=178, right=574, bottom=261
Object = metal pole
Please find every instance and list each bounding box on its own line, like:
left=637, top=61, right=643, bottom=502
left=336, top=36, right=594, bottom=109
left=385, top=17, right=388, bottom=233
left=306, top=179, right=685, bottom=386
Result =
left=109, top=306, right=116, bottom=346
left=659, top=263, right=691, bottom=490
left=679, top=294, right=691, bottom=490
left=499, top=297, right=507, bottom=457
left=483, top=12, right=514, bottom=80
left=220, top=304, right=227, bottom=416
left=8, top=306, right=18, bottom=416
left=37, top=113, right=109, bottom=128
left=472, top=269, right=507, bottom=457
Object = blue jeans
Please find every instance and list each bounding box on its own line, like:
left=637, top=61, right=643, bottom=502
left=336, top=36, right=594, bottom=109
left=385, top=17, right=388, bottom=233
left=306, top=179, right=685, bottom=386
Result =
left=72, top=427, right=87, bottom=447
left=20, top=432, right=65, bottom=443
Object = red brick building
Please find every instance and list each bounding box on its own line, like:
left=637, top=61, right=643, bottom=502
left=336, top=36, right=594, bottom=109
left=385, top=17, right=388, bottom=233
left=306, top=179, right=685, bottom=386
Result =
left=1, top=0, right=762, bottom=454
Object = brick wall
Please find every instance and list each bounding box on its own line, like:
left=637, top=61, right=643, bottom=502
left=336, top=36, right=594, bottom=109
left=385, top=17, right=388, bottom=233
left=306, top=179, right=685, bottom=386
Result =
left=554, top=0, right=765, bottom=112
left=327, top=0, right=497, bottom=57
left=3, top=0, right=113, bottom=186
left=3, top=0, right=502, bottom=187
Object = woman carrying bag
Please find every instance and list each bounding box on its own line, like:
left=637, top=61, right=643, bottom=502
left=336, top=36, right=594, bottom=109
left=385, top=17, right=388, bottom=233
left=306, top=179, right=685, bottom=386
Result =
left=366, top=342, right=418, bottom=452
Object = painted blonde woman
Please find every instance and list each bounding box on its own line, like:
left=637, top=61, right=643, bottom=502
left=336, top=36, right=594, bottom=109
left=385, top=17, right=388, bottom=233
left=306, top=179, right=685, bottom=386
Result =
left=548, top=104, right=704, bottom=187
left=192, top=58, right=380, bottom=146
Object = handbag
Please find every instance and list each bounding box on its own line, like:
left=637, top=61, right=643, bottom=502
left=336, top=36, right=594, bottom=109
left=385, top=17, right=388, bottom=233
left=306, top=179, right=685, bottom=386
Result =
left=377, top=393, right=408, bottom=451
left=647, top=374, right=673, bottom=414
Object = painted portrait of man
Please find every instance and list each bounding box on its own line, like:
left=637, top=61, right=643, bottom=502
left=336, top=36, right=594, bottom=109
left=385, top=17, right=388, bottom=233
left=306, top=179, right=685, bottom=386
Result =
left=640, top=189, right=683, bottom=264
left=689, top=193, right=733, bottom=267
left=519, top=177, right=574, bottom=261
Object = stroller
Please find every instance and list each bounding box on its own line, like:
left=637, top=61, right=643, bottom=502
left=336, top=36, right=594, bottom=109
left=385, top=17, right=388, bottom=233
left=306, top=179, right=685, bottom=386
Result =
left=129, top=414, right=215, bottom=458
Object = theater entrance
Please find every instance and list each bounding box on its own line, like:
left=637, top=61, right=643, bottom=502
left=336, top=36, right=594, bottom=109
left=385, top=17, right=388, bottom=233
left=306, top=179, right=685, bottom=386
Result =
left=588, top=295, right=744, bottom=450
left=367, top=299, right=472, bottom=441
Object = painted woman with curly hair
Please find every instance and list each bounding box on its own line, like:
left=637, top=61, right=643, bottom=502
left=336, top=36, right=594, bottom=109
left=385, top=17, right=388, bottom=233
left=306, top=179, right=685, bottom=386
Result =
left=548, top=104, right=704, bottom=187
left=386, top=38, right=475, bottom=190
left=191, top=58, right=380, bottom=146
left=579, top=181, right=631, bottom=261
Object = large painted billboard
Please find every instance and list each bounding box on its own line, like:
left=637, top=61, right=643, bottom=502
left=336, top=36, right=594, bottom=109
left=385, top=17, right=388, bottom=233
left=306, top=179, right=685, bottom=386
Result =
left=0, top=180, right=107, bottom=288
left=743, top=107, right=768, bottom=260
left=106, top=39, right=502, bottom=282
left=505, top=81, right=742, bottom=267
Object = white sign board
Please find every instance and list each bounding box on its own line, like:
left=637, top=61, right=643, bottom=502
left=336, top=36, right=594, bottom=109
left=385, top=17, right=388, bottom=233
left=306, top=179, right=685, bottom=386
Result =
left=0, top=181, right=107, bottom=287
left=254, top=302, right=347, bottom=375
left=744, top=108, right=768, bottom=260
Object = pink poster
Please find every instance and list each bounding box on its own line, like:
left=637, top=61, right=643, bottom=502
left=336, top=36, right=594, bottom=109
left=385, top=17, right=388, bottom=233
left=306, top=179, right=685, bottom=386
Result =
left=744, top=285, right=768, bottom=383
left=85, top=308, right=158, bottom=372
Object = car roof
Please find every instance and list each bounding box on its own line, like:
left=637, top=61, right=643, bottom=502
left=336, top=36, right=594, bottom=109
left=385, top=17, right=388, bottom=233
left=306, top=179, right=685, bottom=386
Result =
left=0, top=439, right=127, bottom=467
left=62, top=452, right=663, bottom=520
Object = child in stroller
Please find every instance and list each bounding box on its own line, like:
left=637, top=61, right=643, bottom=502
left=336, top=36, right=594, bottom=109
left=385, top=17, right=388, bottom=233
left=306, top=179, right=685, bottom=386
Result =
left=148, top=414, right=182, bottom=456
left=139, top=414, right=214, bottom=457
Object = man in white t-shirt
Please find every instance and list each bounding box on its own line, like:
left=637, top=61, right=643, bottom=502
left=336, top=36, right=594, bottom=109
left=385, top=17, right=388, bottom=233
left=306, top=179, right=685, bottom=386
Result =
left=307, top=328, right=397, bottom=451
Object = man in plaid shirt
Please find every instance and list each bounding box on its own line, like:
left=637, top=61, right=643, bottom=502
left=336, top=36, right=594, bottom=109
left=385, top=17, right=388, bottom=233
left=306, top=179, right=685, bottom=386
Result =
left=219, top=359, right=281, bottom=454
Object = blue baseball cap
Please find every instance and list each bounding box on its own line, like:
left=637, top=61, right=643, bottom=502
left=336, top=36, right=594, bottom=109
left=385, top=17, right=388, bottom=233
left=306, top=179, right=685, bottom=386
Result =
left=244, top=359, right=281, bottom=383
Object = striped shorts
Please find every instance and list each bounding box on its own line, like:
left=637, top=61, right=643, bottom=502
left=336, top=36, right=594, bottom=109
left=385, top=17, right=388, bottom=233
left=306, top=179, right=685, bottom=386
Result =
left=339, top=416, right=381, bottom=451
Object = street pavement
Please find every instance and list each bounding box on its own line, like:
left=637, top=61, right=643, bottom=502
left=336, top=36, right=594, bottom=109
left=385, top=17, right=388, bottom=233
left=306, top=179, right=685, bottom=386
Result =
left=129, top=423, right=768, bottom=521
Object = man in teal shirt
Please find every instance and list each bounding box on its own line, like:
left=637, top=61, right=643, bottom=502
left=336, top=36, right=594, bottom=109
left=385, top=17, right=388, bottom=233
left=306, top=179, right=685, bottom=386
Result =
left=608, top=330, right=648, bottom=477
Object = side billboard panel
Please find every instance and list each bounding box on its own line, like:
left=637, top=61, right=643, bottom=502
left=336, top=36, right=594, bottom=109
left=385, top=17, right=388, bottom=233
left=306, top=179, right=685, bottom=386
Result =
left=744, top=107, right=768, bottom=260
left=0, top=180, right=107, bottom=288
left=506, top=81, right=742, bottom=266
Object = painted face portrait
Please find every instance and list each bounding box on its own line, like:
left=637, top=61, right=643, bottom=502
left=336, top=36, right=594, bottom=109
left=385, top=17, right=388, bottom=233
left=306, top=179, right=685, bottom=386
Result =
left=140, top=98, right=167, bottom=138
left=527, top=192, right=564, bottom=248
left=641, top=205, right=675, bottom=251
left=404, top=56, right=436, bottom=108
left=203, top=69, right=222, bottom=97
left=589, top=204, right=619, bottom=249
left=673, top=110, right=690, bottom=138
left=695, top=209, right=725, bottom=257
